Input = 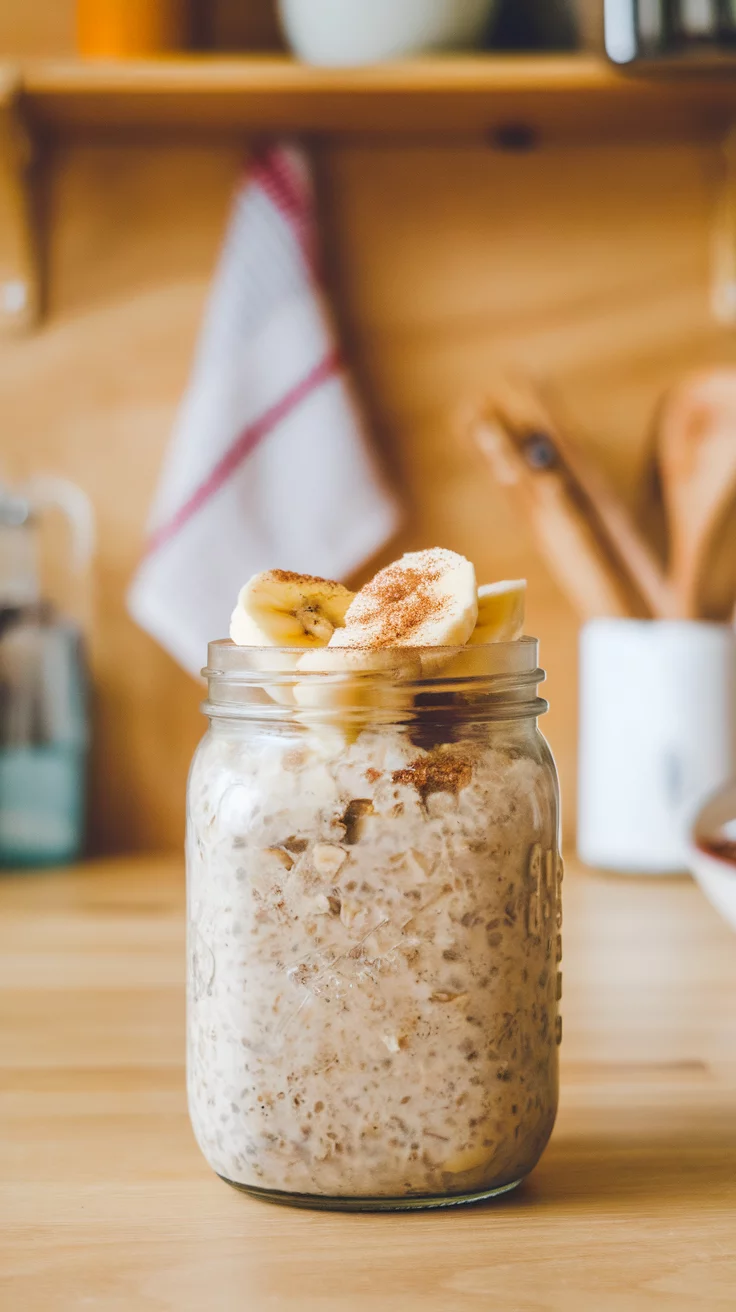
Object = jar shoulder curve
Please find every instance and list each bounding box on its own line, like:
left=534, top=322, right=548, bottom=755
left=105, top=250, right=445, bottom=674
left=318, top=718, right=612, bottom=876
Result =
left=531, top=724, right=562, bottom=845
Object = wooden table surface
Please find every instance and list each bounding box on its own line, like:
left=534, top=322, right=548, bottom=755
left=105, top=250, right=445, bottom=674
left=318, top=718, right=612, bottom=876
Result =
left=1, top=856, right=735, bottom=1312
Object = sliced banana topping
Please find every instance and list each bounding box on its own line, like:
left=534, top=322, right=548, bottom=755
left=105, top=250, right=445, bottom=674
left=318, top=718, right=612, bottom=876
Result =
left=226, top=554, right=526, bottom=725
left=230, top=570, right=354, bottom=648
left=329, top=549, right=478, bottom=652
left=295, top=647, right=421, bottom=713
left=470, top=579, right=526, bottom=645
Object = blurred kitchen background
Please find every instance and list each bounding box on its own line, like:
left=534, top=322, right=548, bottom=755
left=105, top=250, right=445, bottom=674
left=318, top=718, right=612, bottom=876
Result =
left=2, top=0, right=736, bottom=867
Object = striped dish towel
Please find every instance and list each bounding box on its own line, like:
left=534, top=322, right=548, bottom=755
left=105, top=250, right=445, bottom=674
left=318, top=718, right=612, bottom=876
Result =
left=128, top=145, right=400, bottom=678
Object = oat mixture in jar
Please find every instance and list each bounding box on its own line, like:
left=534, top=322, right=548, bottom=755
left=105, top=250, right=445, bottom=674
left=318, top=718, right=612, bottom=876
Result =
left=187, top=551, right=562, bottom=1210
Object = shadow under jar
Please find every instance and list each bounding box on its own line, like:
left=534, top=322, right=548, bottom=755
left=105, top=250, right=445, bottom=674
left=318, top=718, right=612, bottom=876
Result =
left=187, top=639, right=562, bottom=1211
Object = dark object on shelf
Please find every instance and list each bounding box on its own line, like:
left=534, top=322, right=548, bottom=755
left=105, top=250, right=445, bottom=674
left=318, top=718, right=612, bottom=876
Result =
left=492, top=0, right=579, bottom=50
left=605, top=0, right=736, bottom=65
left=193, top=0, right=285, bottom=52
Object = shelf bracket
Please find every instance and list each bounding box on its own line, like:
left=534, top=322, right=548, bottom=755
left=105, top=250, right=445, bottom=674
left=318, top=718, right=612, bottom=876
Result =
left=0, top=63, right=40, bottom=335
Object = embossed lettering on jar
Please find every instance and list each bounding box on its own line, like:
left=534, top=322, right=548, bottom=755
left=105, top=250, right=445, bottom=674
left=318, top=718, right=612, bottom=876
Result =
left=186, top=640, right=562, bottom=1210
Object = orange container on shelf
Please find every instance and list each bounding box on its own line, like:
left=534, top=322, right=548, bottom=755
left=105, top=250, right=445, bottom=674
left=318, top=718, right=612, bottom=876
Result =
left=77, top=0, right=191, bottom=57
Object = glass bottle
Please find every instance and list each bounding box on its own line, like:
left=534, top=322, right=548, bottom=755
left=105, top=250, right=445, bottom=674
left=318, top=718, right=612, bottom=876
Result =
left=0, top=478, right=93, bottom=867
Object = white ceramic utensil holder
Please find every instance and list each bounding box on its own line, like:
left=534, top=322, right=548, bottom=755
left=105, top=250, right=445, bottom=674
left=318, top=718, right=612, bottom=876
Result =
left=277, top=0, right=496, bottom=65
left=578, top=619, right=736, bottom=874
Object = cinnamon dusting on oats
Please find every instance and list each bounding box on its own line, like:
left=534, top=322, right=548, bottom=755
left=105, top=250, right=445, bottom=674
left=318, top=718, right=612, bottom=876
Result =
left=392, top=749, right=477, bottom=802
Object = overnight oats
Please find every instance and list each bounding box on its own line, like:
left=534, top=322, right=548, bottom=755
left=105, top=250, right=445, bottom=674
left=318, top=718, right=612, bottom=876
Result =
left=187, top=550, right=562, bottom=1210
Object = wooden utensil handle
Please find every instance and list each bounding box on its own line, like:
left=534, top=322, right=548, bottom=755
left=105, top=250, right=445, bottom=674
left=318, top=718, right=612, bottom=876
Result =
left=657, top=369, right=736, bottom=620
left=475, top=416, right=631, bottom=622
left=472, top=375, right=676, bottom=619
left=517, top=383, right=676, bottom=619
left=543, top=413, right=678, bottom=620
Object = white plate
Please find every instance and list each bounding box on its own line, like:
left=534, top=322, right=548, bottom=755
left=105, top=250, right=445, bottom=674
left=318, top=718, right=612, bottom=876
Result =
left=689, top=784, right=736, bottom=932
left=687, top=842, right=736, bottom=931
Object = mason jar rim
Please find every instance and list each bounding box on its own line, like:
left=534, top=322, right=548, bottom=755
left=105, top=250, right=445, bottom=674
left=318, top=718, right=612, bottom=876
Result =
left=204, top=636, right=542, bottom=677
left=202, top=637, right=548, bottom=724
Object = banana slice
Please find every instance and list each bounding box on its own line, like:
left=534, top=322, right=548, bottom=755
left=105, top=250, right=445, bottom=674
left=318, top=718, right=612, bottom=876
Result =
left=469, top=579, right=526, bottom=645
left=295, top=647, right=422, bottom=715
left=230, top=570, right=354, bottom=648
left=329, top=549, right=478, bottom=652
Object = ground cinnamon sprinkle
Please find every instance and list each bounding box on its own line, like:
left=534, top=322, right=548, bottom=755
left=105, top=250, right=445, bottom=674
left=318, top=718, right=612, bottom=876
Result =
left=269, top=569, right=337, bottom=587
left=342, top=551, right=450, bottom=647
left=392, top=748, right=476, bottom=802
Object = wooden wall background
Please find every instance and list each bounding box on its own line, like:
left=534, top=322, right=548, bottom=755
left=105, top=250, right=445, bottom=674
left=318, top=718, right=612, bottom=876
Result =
left=1, top=2, right=734, bottom=852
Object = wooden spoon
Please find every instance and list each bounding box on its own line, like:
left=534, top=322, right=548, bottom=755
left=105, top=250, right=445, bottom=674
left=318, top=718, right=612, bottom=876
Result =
left=657, top=369, right=736, bottom=620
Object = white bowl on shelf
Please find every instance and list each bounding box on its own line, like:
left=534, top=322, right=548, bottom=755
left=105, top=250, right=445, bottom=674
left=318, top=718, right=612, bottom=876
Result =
left=688, top=782, right=736, bottom=932
left=277, top=0, right=497, bottom=66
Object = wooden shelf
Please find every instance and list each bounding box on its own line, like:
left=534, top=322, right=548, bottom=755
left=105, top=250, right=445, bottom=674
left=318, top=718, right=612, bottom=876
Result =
left=4, top=53, right=736, bottom=335
left=17, top=54, right=736, bottom=145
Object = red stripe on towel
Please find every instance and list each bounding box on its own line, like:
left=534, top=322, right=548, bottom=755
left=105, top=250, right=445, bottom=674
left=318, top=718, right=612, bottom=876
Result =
left=249, top=147, right=317, bottom=274
left=251, top=149, right=307, bottom=226
left=145, top=350, right=341, bottom=557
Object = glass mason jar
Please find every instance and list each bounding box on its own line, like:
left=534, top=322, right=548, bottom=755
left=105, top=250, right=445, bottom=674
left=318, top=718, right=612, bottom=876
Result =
left=187, top=639, right=562, bottom=1211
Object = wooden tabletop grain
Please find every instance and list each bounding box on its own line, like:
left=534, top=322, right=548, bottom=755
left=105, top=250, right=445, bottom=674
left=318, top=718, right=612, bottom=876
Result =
left=0, top=855, right=734, bottom=1312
